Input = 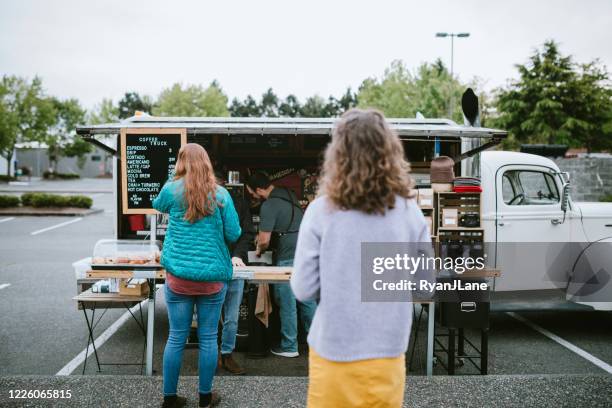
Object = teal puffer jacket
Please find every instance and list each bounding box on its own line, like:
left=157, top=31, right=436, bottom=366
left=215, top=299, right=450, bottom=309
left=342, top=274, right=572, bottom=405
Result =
left=153, top=180, right=241, bottom=282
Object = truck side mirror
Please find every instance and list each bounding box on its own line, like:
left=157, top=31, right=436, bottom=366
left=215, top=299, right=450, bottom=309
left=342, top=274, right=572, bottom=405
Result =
left=560, top=171, right=570, bottom=184
left=561, top=183, right=570, bottom=212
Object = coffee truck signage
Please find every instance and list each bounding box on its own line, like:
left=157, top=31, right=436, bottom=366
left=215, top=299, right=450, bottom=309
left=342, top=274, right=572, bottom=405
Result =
left=120, top=128, right=186, bottom=214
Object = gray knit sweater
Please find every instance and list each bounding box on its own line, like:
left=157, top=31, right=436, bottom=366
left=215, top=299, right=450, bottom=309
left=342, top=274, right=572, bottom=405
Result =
left=291, top=195, right=433, bottom=362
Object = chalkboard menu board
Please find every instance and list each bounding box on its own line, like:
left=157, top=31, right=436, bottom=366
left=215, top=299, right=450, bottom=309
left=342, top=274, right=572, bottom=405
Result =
left=120, top=128, right=187, bottom=214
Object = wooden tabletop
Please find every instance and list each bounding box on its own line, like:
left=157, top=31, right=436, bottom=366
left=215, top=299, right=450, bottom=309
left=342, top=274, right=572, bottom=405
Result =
left=446, top=268, right=501, bottom=278
left=73, top=288, right=147, bottom=303
left=84, top=266, right=500, bottom=282
left=87, top=269, right=166, bottom=279
left=86, top=266, right=293, bottom=281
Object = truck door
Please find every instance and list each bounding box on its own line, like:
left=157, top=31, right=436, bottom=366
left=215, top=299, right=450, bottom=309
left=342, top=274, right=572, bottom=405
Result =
left=494, top=165, right=570, bottom=291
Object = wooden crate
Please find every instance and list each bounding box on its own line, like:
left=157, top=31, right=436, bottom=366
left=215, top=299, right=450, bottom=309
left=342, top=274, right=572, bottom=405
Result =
left=436, top=192, right=481, bottom=230
left=76, top=278, right=142, bottom=310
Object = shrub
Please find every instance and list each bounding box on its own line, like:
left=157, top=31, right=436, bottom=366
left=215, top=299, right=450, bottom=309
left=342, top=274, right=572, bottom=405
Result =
left=20, top=192, right=92, bottom=209
left=601, top=195, right=612, bottom=203
left=20, top=192, right=35, bottom=206
left=43, top=171, right=80, bottom=180
left=0, top=195, right=20, bottom=208
left=0, top=175, right=16, bottom=183
left=67, top=195, right=93, bottom=208
left=30, top=193, right=68, bottom=208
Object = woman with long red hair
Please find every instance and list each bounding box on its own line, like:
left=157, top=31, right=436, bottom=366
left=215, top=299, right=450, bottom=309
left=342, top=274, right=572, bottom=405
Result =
left=153, top=143, right=241, bottom=408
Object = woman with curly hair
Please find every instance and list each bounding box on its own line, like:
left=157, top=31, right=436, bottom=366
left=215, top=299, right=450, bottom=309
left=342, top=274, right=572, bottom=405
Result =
left=291, top=109, right=433, bottom=407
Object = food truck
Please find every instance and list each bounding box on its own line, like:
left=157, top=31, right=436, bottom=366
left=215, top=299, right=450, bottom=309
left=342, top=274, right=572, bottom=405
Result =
left=76, top=112, right=612, bottom=311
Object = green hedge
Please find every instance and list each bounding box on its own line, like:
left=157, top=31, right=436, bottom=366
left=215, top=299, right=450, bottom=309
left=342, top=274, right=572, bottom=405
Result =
left=0, top=193, right=92, bottom=209
left=601, top=195, right=612, bottom=202
left=0, top=195, right=20, bottom=208
left=0, top=175, right=16, bottom=183
left=66, top=195, right=93, bottom=208
left=20, top=192, right=36, bottom=206
left=22, top=192, right=93, bottom=209
left=43, top=171, right=80, bottom=180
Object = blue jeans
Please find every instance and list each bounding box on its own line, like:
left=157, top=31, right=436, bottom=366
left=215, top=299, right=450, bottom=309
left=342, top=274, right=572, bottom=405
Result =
left=163, top=284, right=227, bottom=396
left=220, top=279, right=244, bottom=355
left=274, top=259, right=317, bottom=353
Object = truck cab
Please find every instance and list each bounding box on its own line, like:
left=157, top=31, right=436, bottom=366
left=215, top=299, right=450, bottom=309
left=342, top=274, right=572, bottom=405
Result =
left=480, top=151, right=612, bottom=309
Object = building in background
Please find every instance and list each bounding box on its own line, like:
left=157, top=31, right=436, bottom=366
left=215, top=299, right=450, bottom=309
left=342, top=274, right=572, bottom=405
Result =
left=15, top=141, right=113, bottom=178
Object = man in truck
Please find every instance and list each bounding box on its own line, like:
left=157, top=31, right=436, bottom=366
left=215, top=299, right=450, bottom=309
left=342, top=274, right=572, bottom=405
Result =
left=246, top=172, right=317, bottom=358
left=216, top=171, right=256, bottom=375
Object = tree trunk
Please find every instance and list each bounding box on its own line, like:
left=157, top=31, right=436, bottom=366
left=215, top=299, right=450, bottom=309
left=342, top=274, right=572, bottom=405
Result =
left=6, top=149, right=13, bottom=178
left=48, top=146, right=58, bottom=174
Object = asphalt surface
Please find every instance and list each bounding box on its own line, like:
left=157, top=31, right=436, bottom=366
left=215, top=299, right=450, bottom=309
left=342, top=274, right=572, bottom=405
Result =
left=1, top=178, right=611, bottom=405
left=0, top=374, right=610, bottom=407
left=0, top=189, right=118, bottom=375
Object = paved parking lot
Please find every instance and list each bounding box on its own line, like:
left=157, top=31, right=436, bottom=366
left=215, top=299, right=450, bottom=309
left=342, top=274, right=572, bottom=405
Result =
left=0, top=179, right=611, bottom=382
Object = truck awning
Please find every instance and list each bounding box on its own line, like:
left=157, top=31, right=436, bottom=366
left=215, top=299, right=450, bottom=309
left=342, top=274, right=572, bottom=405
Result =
left=77, top=115, right=508, bottom=139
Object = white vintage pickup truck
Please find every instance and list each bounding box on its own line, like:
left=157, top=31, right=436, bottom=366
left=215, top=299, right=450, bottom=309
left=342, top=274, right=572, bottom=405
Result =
left=479, top=150, right=612, bottom=310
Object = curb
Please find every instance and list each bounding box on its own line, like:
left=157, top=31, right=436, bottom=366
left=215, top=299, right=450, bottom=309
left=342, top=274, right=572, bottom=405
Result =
left=1, top=374, right=610, bottom=408
left=0, top=207, right=104, bottom=217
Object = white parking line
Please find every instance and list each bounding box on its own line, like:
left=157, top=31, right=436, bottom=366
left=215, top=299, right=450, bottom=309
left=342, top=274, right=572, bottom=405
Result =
left=56, top=298, right=149, bottom=376
left=507, top=312, right=612, bottom=374
left=0, top=283, right=11, bottom=290
left=0, top=217, right=15, bottom=224
left=31, top=218, right=83, bottom=236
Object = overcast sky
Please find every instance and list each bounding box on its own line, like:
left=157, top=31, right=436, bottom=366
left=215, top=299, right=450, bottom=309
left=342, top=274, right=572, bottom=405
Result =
left=1, top=0, right=610, bottom=110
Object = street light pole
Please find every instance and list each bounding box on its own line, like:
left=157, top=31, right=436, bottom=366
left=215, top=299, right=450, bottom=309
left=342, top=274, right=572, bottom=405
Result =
left=436, top=32, right=470, bottom=120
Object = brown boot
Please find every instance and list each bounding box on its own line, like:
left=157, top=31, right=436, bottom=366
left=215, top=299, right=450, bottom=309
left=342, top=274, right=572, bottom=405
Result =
left=221, top=353, right=246, bottom=375
left=199, top=391, right=220, bottom=407
left=217, top=352, right=222, bottom=370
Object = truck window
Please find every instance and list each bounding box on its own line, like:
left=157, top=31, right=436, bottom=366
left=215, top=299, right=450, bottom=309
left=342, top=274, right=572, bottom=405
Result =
left=503, top=170, right=559, bottom=205
left=502, top=175, right=515, bottom=204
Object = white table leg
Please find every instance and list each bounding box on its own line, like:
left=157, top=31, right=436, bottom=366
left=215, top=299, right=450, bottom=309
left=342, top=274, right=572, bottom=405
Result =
left=146, top=281, right=155, bottom=376
left=427, top=302, right=435, bottom=376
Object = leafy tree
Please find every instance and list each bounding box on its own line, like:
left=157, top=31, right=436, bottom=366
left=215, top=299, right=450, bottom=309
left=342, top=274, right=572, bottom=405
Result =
left=87, top=98, right=119, bottom=175
left=300, top=95, right=327, bottom=117
left=198, top=81, right=230, bottom=117
left=118, top=91, right=153, bottom=119
left=46, top=98, right=90, bottom=172
left=229, top=95, right=261, bottom=117
left=357, top=60, right=415, bottom=118
left=565, top=61, right=612, bottom=152
left=495, top=40, right=612, bottom=151
left=337, top=87, right=358, bottom=113
left=357, top=59, right=465, bottom=120
left=153, top=81, right=229, bottom=117
left=278, top=94, right=301, bottom=117
left=0, top=76, right=55, bottom=177
left=230, top=88, right=355, bottom=118
left=260, top=88, right=279, bottom=117
left=322, top=96, right=341, bottom=117
left=413, top=60, right=465, bottom=121
left=88, top=98, right=119, bottom=124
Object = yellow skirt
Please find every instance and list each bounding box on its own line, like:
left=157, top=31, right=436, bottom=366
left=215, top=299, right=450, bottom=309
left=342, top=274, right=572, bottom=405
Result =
left=307, top=348, right=406, bottom=408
